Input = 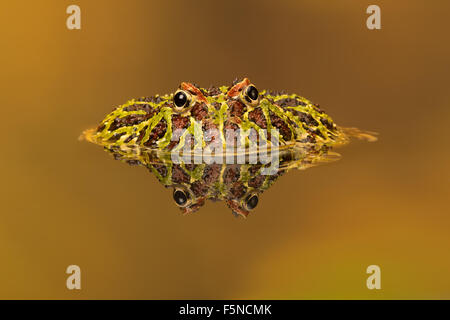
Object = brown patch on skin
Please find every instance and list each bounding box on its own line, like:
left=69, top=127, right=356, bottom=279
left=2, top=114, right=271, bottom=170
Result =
left=144, top=119, right=167, bottom=148
left=269, top=111, right=292, bottom=140
left=319, top=144, right=330, bottom=153
left=108, top=113, right=154, bottom=131
left=124, top=134, right=136, bottom=143
left=207, top=86, right=222, bottom=96
left=314, top=128, right=325, bottom=139
left=172, top=114, right=190, bottom=130
left=152, top=164, right=168, bottom=178
left=181, top=82, right=207, bottom=103
left=264, top=96, right=275, bottom=105
left=227, top=78, right=250, bottom=98
left=290, top=110, right=319, bottom=127
left=248, top=164, right=262, bottom=176
left=248, top=108, right=267, bottom=129
left=306, top=127, right=325, bottom=140
left=124, top=114, right=153, bottom=125
left=166, top=140, right=178, bottom=151
left=202, top=164, right=221, bottom=184
left=107, top=120, right=120, bottom=132
left=202, top=120, right=218, bottom=132
left=184, top=164, right=198, bottom=171
left=97, top=123, right=105, bottom=132
left=123, top=103, right=158, bottom=113
left=248, top=175, right=265, bottom=188
left=191, top=102, right=209, bottom=121
left=229, top=115, right=242, bottom=124
left=229, top=182, right=247, bottom=199
left=224, top=121, right=239, bottom=131
left=191, top=181, right=209, bottom=198
left=136, top=96, right=164, bottom=103
left=266, top=90, right=287, bottom=96
left=275, top=97, right=306, bottom=107
left=228, top=100, right=246, bottom=118
left=126, top=160, right=141, bottom=166
left=108, top=132, right=126, bottom=142
left=279, top=151, right=296, bottom=162
left=298, top=135, right=316, bottom=144
left=112, top=152, right=123, bottom=161
left=136, top=125, right=148, bottom=143
left=279, top=110, right=298, bottom=131
left=171, top=165, right=190, bottom=184
left=313, top=103, right=325, bottom=113
left=223, top=165, right=240, bottom=184
left=320, top=117, right=336, bottom=131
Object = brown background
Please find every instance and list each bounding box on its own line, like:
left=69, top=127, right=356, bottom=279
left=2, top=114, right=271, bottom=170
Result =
left=0, top=0, right=449, bottom=299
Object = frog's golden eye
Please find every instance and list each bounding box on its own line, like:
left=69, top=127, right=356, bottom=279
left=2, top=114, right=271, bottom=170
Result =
left=241, top=85, right=259, bottom=106
left=173, top=90, right=191, bottom=112
left=173, top=188, right=191, bottom=207
left=243, top=193, right=259, bottom=211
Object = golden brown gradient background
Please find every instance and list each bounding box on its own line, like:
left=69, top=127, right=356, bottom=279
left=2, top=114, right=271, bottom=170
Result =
left=1, top=0, right=449, bottom=299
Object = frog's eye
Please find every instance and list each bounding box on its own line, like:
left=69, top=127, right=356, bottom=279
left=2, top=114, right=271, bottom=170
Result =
left=241, top=85, right=259, bottom=106
left=245, top=85, right=259, bottom=102
left=244, top=193, right=259, bottom=211
left=173, top=90, right=192, bottom=112
left=173, top=188, right=191, bottom=207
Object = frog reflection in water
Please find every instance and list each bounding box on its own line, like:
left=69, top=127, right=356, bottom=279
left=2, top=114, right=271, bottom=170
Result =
left=99, top=144, right=340, bottom=217
left=82, top=78, right=375, bottom=217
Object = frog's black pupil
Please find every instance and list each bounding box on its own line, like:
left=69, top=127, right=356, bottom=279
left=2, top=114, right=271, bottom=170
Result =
left=174, top=91, right=187, bottom=108
left=246, top=86, right=259, bottom=101
left=246, top=195, right=258, bottom=210
left=173, top=190, right=187, bottom=206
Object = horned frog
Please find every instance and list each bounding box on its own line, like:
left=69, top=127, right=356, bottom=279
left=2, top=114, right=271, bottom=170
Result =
left=82, top=78, right=375, bottom=217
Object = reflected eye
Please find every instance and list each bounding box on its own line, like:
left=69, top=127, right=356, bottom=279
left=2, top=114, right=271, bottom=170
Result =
left=244, top=85, right=259, bottom=103
left=173, top=90, right=191, bottom=112
left=244, top=193, right=259, bottom=210
left=173, top=188, right=190, bottom=207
